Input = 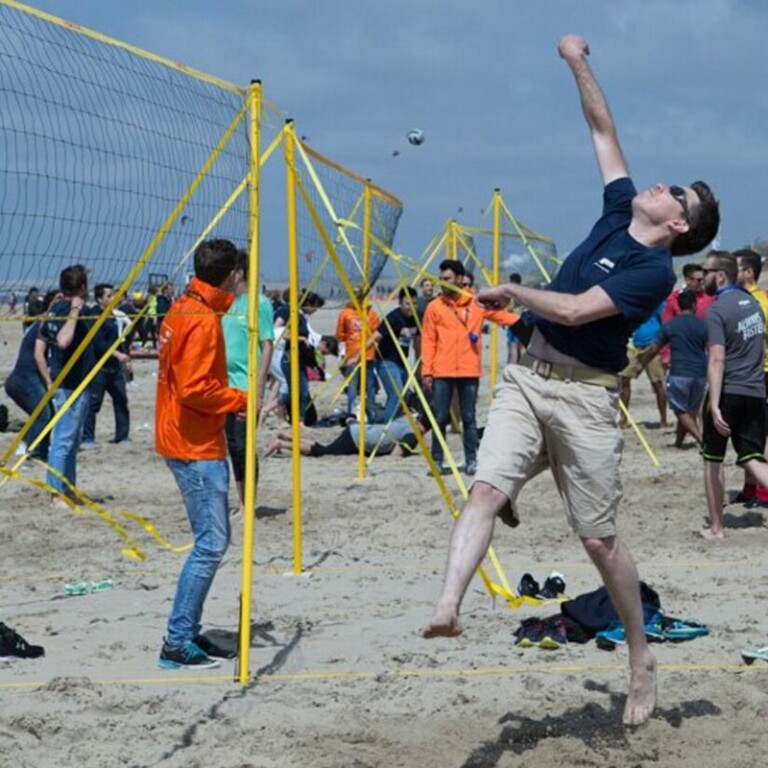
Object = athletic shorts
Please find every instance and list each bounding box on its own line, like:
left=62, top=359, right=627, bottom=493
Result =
left=475, top=364, right=622, bottom=539
left=666, top=375, right=706, bottom=415
left=620, top=345, right=664, bottom=383
left=701, top=392, right=767, bottom=465
left=764, top=372, right=768, bottom=420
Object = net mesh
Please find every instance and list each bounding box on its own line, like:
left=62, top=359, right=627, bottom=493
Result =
left=456, top=224, right=559, bottom=288
left=0, top=1, right=259, bottom=296
left=293, top=142, right=402, bottom=301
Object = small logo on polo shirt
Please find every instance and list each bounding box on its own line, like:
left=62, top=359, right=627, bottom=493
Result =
left=594, top=257, right=616, bottom=273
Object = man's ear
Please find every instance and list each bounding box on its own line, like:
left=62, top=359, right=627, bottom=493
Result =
left=669, top=218, right=690, bottom=236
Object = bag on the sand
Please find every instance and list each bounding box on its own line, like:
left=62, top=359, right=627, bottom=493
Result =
left=560, top=582, right=661, bottom=638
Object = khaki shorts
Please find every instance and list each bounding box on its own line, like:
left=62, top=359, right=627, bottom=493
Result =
left=620, top=345, right=664, bottom=383
left=475, top=364, right=623, bottom=538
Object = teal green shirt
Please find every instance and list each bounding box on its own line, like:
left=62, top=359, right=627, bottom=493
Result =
left=222, top=293, right=274, bottom=391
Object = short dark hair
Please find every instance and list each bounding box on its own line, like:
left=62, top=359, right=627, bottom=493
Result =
left=59, top=264, right=88, bottom=296
left=439, top=259, right=465, bottom=277
left=303, top=291, right=325, bottom=309
left=670, top=181, right=720, bottom=257
left=707, top=251, right=738, bottom=284
left=509, top=273, right=522, bottom=284
left=235, top=249, right=249, bottom=281
left=677, top=289, right=697, bottom=312
left=398, top=286, right=418, bottom=302
left=681, top=263, right=703, bottom=279
left=733, top=248, right=762, bottom=281
left=94, top=283, right=114, bottom=302
left=42, top=289, right=59, bottom=312
left=320, top=334, right=339, bottom=357
left=193, top=239, right=239, bottom=287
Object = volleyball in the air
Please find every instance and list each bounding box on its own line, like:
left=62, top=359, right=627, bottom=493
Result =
left=407, top=128, right=425, bottom=146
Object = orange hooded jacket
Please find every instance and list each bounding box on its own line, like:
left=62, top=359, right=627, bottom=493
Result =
left=421, top=292, right=520, bottom=378
left=155, top=277, right=247, bottom=460
left=335, top=304, right=380, bottom=361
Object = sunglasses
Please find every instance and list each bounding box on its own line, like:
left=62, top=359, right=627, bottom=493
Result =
left=669, top=185, right=689, bottom=223
left=702, top=267, right=722, bottom=275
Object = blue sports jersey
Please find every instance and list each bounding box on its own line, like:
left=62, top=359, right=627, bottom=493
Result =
left=535, top=178, right=676, bottom=372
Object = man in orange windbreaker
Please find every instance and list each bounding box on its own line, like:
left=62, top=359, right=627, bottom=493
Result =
left=335, top=289, right=380, bottom=420
left=155, top=239, right=247, bottom=670
left=422, top=259, right=525, bottom=474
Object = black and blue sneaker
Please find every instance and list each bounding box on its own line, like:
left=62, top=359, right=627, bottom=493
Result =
left=194, top=634, right=237, bottom=660
left=158, top=640, right=220, bottom=670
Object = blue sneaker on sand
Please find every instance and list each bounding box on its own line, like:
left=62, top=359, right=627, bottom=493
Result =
left=595, top=612, right=666, bottom=650
left=158, top=640, right=220, bottom=670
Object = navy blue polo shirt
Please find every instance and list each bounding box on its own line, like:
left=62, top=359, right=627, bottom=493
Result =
left=41, top=299, right=95, bottom=389
left=535, top=177, right=676, bottom=372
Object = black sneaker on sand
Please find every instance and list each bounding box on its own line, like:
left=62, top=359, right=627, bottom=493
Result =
left=158, top=640, right=220, bottom=670
left=194, top=635, right=237, bottom=660
left=0, top=623, right=45, bottom=661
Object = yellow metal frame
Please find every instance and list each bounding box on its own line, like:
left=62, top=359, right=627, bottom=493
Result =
left=236, top=80, right=263, bottom=684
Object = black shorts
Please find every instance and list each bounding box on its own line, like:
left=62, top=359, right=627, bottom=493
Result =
left=309, top=428, right=357, bottom=457
left=764, top=372, right=768, bottom=419
left=225, top=413, right=259, bottom=484
left=701, top=392, right=767, bottom=464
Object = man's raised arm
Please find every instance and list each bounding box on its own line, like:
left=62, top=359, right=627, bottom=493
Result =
left=558, top=34, right=628, bottom=186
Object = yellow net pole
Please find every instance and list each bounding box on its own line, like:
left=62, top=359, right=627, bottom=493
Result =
left=237, top=79, right=262, bottom=684
left=285, top=120, right=303, bottom=574
left=490, top=188, right=502, bottom=393
left=357, top=183, right=373, bottom=480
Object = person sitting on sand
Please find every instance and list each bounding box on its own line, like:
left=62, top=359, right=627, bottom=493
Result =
left=265, top=413, right=428, bottom=459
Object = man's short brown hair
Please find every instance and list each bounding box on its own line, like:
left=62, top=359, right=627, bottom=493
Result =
left=670, top=181, right=720, bottom=257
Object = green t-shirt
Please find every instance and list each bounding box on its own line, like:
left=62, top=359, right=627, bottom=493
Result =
left=222, top=293, right=275, bottom=391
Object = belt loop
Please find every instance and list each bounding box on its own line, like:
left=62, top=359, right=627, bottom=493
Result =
left=539, top=361, right=552, bottom=379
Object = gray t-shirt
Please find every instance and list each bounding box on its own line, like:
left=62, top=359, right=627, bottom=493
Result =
left=705, top=288, right=766, bottom=397
left=349, top=416, right=415, bottom=454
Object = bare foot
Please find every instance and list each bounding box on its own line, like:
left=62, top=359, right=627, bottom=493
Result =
left=230, top=506, right=244, bottom=523
left=422, top=609, right=463, bottom=639
left=699, top=527, right=724, bottom=541
left=51, top=496, right=70, bottom=509
left=623, top=650, right=657, bottom=727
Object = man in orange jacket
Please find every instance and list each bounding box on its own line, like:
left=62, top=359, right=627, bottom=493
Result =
left=155, top=239, right=247, bottom=670
left=335, top=289, right=380, bottom=419
left=422, top=259, right=525, bottom=474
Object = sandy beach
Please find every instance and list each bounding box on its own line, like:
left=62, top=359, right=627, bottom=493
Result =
left=2, top=305, right=768, bottom=768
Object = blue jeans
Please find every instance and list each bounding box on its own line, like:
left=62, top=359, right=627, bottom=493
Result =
left=83, top=366, right=130, bottom=442
left=342, top=363, right=377, bottom=418
left=47, top=388, right=88, bottom=494
left=165, top=458, right=231, bottom=647
left=280, top=352, right=310, bottom=421
left=377, top=359, right=407, bottom=422
left=4, top=371, right=53, bottom=460
left=430, top=377, right=479, bottom=466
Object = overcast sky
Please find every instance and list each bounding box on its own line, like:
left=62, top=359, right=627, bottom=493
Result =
left=27, top=0, right=768, bottom=267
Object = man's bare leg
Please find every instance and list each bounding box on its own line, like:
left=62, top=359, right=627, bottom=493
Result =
left=677, top=411, right=702, bottom=445
left=702, top=460, right=725, bottom=539
left=651, top=380, right=669, bottom=428
left=582, top=535, right=657, bottom=727
left=423, top=482, right=508, bottom=638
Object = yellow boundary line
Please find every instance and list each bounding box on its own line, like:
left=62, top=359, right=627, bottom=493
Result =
left=0, top=558, right=754, bottom=585
left=0, top=660, right=763, bottom=691
left=1, top=0, right=246, bottom=96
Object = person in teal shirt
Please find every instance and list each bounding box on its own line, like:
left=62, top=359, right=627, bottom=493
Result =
left=222, top=250, right=274, bottom=516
